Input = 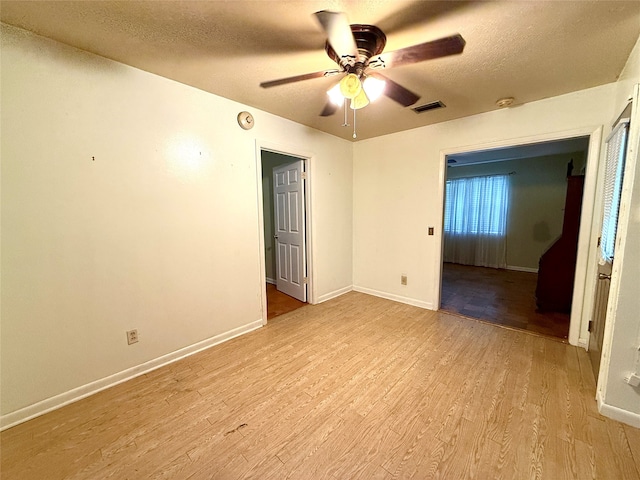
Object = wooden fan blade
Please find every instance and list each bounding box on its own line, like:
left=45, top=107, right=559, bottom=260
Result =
left=260, top=69, right=339, bottom=88
left=314, top=10, right=358, bottom=59
left=320, top=101, right=340, bottom=117
left=378, top=34, right=465, bottom=68
left=371, top=73, right=420, bottom=107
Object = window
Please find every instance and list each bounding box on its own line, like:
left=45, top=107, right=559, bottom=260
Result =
left=444, top=174, right=510, bottom=236
left=600, top=119, right=629, bottom=263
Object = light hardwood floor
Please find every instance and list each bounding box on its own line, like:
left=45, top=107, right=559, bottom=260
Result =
left=2, top=292, right=639, bottom=479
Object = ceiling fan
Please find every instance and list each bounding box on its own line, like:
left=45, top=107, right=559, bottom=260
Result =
left=260, top=10, right=466, bottom=118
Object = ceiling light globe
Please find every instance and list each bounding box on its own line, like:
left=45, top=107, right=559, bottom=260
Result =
left=339, top=73, right=362, bottom=100
left=363, top=76, right=386, bottom=102
left=327, top=83, right=344, bottom=106
left=350, top=87, right=370, bottom=110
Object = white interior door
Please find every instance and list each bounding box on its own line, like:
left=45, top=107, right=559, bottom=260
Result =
left=273, top=160, right=307, bottom=302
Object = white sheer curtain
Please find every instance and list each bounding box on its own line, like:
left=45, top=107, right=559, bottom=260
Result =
left=444, top=174, right=510, bottom=268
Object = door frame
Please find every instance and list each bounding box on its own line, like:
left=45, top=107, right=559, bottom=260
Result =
left=435, top=125, right=604, bottom=347
left=596, top=85, right=640, bottom=405
left=255, top=140, right=315, bottom=325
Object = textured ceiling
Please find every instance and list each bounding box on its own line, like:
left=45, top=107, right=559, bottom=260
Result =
left=2, top=1, right=639, bottom=141
left=447, top=136, right=590, bottom=167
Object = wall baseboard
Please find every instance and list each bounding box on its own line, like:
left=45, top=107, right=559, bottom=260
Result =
left=506, top=265, right=539, bottom=273
left=0, top=319, right=264, bottom=431
left=266, top=277, right=276, bottom=285
left=596, top=389, right=640, bottom=428
left=353, top=286, right=433, bottom=310
left=316, top=285, right=353, bottom=303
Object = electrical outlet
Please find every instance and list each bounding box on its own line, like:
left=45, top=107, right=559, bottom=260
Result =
left=625, top=373, right=640, bottom=387
left=401, top=275, right=407, bottom=285
left=126, top=329, right=139, bottom=345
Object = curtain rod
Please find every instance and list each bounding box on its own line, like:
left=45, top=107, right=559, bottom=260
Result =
left=447, top=171, right=516, bottom=180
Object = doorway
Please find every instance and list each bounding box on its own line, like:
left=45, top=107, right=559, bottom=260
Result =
left=260, top=149, right=310, bottom=320
left=436, top=128, right=603, bottom=346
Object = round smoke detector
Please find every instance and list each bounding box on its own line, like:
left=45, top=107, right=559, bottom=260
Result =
left=237, top=111, right=255, bottom=130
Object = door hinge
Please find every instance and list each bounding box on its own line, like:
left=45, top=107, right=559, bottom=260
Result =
left=301, top=172, right=307, bottom=180
left=597, top=236, right=601, bottom=247
left=303, top=277, right=308, bottom=284
left=588, top=320, right=593, bottom=332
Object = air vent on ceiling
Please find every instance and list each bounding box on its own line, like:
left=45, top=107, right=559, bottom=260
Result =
left=412, top=101, right=446, bottom=113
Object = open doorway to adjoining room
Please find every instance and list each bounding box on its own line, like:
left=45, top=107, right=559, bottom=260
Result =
left=438, top=135, right=594, bottom=342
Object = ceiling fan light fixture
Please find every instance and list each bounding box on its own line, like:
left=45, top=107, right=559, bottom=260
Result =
left=362, top=76, right=386, bottom=102
left=339, top=73, right=362, bottom=99
left=261, top=11, right=466, bottom=140
left=350, top=87, right=370, bottom=110
left=327, top=83, right=344, bottom=106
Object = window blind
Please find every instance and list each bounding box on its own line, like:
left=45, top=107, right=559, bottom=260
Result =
left=444, top=174, right=510, bottom=236
left=600, top=119, right=630, bottom=263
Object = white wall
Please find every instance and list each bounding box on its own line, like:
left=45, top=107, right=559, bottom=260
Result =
left=446, top=152, right=584, bottom=271
left=353, top=83, right=616, bottom=310
left=0, top=24, right=353, bottom=426
left=597, top=36, right=640, bottom=424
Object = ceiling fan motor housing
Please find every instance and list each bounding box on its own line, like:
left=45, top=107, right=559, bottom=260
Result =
left=325, top=24, right=387, bottom=74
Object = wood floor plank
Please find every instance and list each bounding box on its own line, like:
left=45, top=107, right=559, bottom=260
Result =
left=1, top=291, right=638, bottom=480
left=497, top=404, right=529, bottom=479
left=147, top=453, right=193, bottom=480
left=588, top=414, right=629, bottom=479
left=606, top=419, right=640, bottom=479
left=475, top=436, right=503, bottom=479
left=325, top=404, right=401, bottom=479
left=239, top=455, right=287, bottom=480
left=626, top=424, right=640, bottom=474
left=574, top=437, right=597, bottom=480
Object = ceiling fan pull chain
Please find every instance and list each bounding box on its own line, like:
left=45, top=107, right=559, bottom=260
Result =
left=353, top=108, right=357, bottom=139
left=342, top=98, right=349, bottom=127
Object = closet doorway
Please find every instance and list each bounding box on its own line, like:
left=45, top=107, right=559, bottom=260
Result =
left=260, top=149, right=310, bottom=320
